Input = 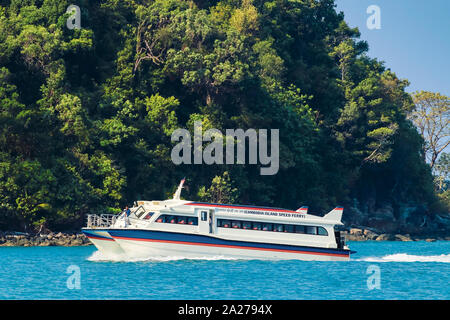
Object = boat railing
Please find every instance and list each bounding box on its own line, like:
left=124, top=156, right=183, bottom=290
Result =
left=86, top=214, right=118, bottom=228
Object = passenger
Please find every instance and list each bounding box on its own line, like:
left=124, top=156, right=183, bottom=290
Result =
left=253, top=223, right=261, bottom=230
left=170, top=216, right=176, bottom=224
left=188, top=218, right=194, bottom=225
left=178, top=217, right=186, bottom=224
left=209, top=215, right=213, bottom=233
left=123, top=206, right=131, bottom=226
left=223, top=221, right=230, bottom=228
left=273, top=225, right=283, bottom=232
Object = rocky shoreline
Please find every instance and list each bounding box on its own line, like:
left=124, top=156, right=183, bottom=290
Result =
left=341, top=228, right=450, bottom=242
left=0, top=228, right=449, bottom=247
left=0, top=231, right=92, bottom=247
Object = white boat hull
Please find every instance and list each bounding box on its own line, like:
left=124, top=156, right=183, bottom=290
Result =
left=113, top=237, right=349, bottom=261
left=82, top=229, right=126, bottom=256
left=84, top=228, right=351, bottom=261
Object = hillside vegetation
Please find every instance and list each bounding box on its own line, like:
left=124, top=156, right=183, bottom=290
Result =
left=0, top=0, right=447, bottom=234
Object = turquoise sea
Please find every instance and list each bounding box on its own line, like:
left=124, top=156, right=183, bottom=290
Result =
left=0, top=241, right=449, bottom=300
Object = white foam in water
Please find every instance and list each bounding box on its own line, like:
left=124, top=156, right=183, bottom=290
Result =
left=359, top=253, right=450, bottom=263
left=87, top=250, right=450, bottom=263
left=87, top=250, right=239, bottom=262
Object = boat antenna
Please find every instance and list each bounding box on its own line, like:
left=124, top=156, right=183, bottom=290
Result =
left=173, top=178, right=185, bottom=200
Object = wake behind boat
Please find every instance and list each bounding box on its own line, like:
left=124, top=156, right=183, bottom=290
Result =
left=82, top=179, right=353, bottom=261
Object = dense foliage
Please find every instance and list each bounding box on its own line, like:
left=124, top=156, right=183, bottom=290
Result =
left=0, top=0, right=445, bottom=232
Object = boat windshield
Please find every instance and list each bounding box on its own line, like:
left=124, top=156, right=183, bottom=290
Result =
left=133, top=206, right=146, bottom=218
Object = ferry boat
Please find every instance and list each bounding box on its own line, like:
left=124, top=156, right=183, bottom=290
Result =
left=82, top=179, right=353, bottom=261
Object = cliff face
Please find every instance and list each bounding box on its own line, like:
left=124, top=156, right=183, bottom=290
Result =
left=343, top=199, right=450, bottom=236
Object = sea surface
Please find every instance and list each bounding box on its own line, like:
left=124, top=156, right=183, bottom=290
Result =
left=0, top=241, right=449, bottom=300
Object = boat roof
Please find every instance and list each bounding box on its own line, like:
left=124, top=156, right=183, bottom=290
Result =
left=183, top=201, right=300, bottom=214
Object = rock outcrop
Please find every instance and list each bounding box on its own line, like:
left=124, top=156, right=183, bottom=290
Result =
left=339, top=227, right=447, bottom=242
left=0, top=232, right=92, bottom=247
left=343, top=198, right=450, bottom=236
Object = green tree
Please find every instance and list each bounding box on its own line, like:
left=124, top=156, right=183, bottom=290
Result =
left=198, top=171, right=239, bottom=204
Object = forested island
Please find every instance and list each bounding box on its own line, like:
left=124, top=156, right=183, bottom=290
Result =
left=0, top=0, right=448, bottom=237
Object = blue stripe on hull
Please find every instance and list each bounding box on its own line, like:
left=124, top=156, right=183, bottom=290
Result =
left=108, top=229, right=350, bottom=257
left=82, top=229, right=114, bottom=241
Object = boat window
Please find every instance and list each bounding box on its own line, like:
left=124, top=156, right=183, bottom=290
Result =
left=232, top=221, right=241, bottom=229
left=187, top=217, right=198, bottom=225
left=216, top=219, right=327, bottom=236
left=218, top=219, right=232, bottom=228
left=306, top=226, right=317, bottom=235
left=201, top=211, right=208, bottom=221
left=284, top=224, right=294, bottom=233
left=242, top=221, right=252, bottom=229
left=168, top=216, right=177, bottom=224
left=143, top=212, right=154, bottom=220
left=317, top=227, right=328, bottom=236
left=273, top=224, right=283, bottom=232
left=154, top=214, right=197, bottom=225
left=134, top=206, right=146, bottom=218
left=252, top=222, right=262, bottom=230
